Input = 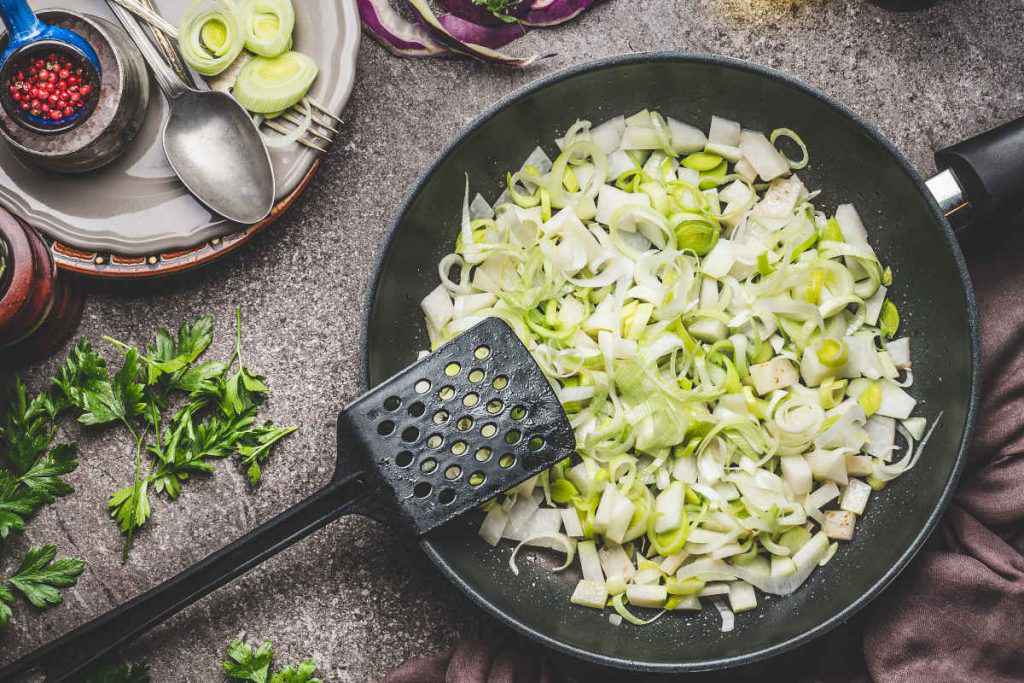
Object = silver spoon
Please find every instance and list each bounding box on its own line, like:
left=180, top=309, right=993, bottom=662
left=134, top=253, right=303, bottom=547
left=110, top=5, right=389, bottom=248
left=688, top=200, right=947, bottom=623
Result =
left=108, top=2, right=275, bottom=225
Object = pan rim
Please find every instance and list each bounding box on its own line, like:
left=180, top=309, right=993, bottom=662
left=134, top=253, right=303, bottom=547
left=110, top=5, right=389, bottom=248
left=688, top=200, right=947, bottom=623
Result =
left=359, top=50, right=981, bottom=673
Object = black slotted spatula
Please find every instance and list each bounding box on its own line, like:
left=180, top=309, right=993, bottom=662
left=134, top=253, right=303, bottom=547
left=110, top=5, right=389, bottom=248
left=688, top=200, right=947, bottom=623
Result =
left=2, top=317, right=575, bottom=682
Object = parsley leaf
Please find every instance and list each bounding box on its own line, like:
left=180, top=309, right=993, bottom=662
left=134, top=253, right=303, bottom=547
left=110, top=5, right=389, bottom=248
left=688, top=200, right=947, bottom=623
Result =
left=0, top=469, right=37, bottom=539
left=472, top=0, right=521, bottom=22
left=270, top=660, right=322, bottom=683
left=1, top=379, right=54, bottom=474
left=19, top=443, right=78, bottom=504
left=224, top=639, right=274, bottom=683
left=0, top=582, right=13, bottom=627
left=223, top=639, right=322, bottom=683
left=5, top=544, right=84, bottom=609
left=81, top=662, right=151, bottom=682
left=237, top=424, right=298, bottom=487
left=53, top=340, right=112, bottom=418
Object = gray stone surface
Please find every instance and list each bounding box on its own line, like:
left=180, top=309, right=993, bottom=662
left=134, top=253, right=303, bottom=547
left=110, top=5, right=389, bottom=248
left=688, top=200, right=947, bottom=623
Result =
left=2, top=0, right=1022, bottom=680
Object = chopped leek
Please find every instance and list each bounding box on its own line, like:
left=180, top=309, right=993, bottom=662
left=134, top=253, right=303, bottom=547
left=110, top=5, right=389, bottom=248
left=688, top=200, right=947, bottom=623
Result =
left=445, top=108, right=930, bottom=627
left=232, top=51, right=318, bottom=114
left=179, top=0, right=247, bottom=76
left=242, top=0, right=295, bottom=57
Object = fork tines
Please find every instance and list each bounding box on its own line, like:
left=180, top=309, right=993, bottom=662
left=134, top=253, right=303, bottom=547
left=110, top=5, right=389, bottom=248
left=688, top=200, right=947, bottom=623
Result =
left=258, top=97, right=341, bottom=154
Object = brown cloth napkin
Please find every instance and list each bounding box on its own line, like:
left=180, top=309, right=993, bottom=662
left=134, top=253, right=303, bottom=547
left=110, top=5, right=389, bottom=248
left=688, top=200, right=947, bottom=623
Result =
left=385, top=230, right=1024, bottom=683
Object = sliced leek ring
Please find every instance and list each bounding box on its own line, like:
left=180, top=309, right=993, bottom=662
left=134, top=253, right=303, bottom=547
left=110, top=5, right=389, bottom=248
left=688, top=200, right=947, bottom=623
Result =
left=232, top=51, right=318, bottom=114
left=179, top=0, right=246, bottom=76
left=242, top=0, right=295, bottom=58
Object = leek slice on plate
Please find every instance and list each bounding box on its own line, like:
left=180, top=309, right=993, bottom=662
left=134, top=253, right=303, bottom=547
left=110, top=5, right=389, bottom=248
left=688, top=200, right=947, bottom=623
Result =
left=179, top=0, right=247, bottom=76
left=232, top=51, right=318, bottom=114
left=242, top=0, right=295, bottom=57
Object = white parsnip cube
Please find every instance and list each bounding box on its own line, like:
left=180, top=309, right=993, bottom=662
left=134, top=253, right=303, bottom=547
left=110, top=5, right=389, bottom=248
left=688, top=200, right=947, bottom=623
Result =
left=571, top=580, right=608, bottom=609
left=728, top=581, right=758, bottom=613
left=750, top=357, right=799, bottom=396
left=840, top=478, right=873, bottom=516
left=823, top=510, right=857, bottom=541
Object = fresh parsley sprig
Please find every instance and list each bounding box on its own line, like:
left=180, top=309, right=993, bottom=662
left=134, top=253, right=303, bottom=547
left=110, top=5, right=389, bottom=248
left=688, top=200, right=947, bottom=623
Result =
left=0, top=378, right=83, bottom=628
left=48, top=311, right=296, bottom=560
left=224, top=638, right=322, bottom=683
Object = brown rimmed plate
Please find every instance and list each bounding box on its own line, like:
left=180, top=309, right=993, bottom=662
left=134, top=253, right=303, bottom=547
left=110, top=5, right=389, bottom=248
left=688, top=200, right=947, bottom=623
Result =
left=0, top=0, right=359, bottom=278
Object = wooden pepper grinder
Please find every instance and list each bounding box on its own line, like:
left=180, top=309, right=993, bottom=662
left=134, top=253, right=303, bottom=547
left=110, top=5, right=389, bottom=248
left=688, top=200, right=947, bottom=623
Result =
left=0, top=205, right=84, bottom=369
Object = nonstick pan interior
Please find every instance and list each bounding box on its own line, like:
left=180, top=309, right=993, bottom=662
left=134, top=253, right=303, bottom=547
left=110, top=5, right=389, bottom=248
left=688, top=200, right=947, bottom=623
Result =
left=362, top=53, right=979, bottom=672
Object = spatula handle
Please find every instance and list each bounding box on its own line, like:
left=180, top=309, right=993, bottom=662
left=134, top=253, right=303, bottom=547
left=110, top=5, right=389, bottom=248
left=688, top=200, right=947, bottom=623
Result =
left=0, top=473, right=371, bottom=682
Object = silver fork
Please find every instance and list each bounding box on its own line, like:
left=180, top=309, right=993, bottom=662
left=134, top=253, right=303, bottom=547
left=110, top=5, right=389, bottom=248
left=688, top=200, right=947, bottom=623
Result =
left=109, top=0, right=341, bottom=153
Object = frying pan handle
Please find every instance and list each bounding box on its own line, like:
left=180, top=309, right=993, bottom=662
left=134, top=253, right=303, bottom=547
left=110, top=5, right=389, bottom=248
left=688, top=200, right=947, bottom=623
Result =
left=0, top=473, right=373, bottom=682
left=934, top=116, right=1024, bottom=227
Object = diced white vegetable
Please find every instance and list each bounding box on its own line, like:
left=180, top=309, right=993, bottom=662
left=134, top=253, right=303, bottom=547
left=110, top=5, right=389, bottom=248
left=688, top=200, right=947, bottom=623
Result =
left=734, top=157, right=757, bottom=182
left=805, top=481, right=840, bottom=510
left=823, top=510, right=856, bottom=540
left=753, top=175, right=806, bottom=218
left=654, top=481, right=686, bottom=533
left=865, top=285, right=887, bottom=326
left=705, top=142, right=743, bottom=162
left=667, top=116, right=707, bottom=153
left=689, top=318, right=728, bottom=343
left=478, top=506, right=508, bottom=547
left=702, top=238, right=736, bottom=279
left=566, top=460, right=607, bottom=498
left=877, top=380, right=917, bottom=419
left=578, top=540, right=604, bottom=583
left=845, top=454, right=874, bottom=477
left=605, top=574, right=627, bottom=595
left=835, top=204, right=869, bottom=247
left=771, top=556, right=796, bottom=577
left=608, top=613, right=623, bottom=626
left=806, top=449, right=849, bottom=486
left=453, top=293, right=496, bottom=318
left=864, top=416, right=896, bottom=459
left=841, top=335, right=883, bottom=380
left=698, top=582, right=732, bottom=597
left=421, top=284, right=454, bottom=330
left=902, top=416, right=927, bottom=440
left=506, top=507, right=562, bottom=544
left=728, top=581, right=757, bottom=613
left=591, top=115, right=626, bottom=154
left=595, top=485, right=635, bottom=544
left=606, top=149, right=636, bottom=180
left=469, top=193, right=494, bottom=220
left=739, top=130, right=790, bottom=181
left=668, top=595, right=703, bottom=611
left=840, top=478, right=872, bottom=515
left=561, top=508, right=585, bottom=538
left=750, top=357, right=799, bottom=396
left=719, top=179, right=754, bottom=208
left=799, top=345, right=832, bottom=388
left=660, top=551, right=689, bottom=575
left=511, top=474, right=539, bottom=499
left=598, top=543, right=635, bottom=581
left=502, top=491, right=543, bottom=541
left=571, top=580, right=608, bottom=609
left=708, top=116, right=742, bottom=146
left=596, top=185, right=651, bottom=226
left=627, top=584, right=668, bottom=608
left=673, top=455, right=697, bottom=483
left=700, top=278, right=720, bottom=309
left=620, top=126, right=662, bottom=150
left=886, top=337, right=911, bottom=369
left=780, top=455, right=813, bottom=496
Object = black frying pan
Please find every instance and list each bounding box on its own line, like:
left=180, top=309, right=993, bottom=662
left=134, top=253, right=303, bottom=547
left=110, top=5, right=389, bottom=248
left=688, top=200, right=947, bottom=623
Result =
left=363, top=52, right=992, bottom=673
left=0, top=52, right=1000, bottom=679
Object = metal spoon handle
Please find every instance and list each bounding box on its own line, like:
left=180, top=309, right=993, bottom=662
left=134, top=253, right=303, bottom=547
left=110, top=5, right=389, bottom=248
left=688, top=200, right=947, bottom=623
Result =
left=107, top=0, right=187, bottom=99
